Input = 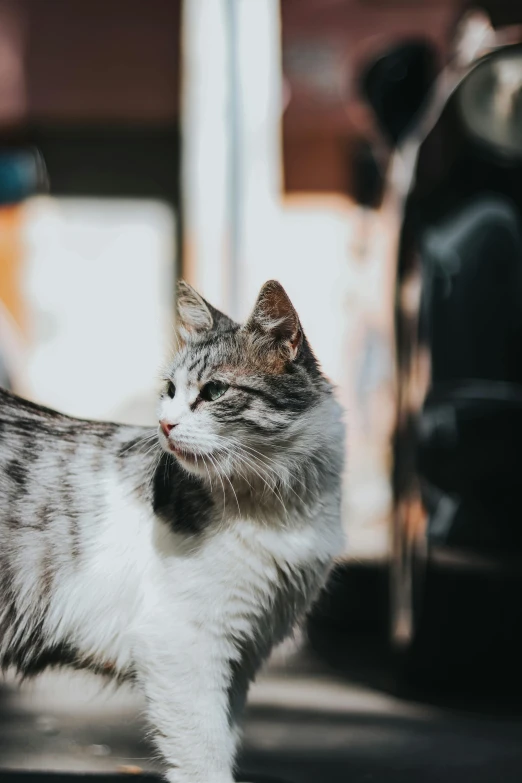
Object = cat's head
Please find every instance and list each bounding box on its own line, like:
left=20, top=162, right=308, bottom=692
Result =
left=157, top=280, right=339, bottom=485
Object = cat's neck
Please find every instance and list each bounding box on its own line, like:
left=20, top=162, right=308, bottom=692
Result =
left=137, top=440, right=338, bottom=530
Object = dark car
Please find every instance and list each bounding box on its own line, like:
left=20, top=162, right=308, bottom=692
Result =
left=363, top=12, right=522, bottom=688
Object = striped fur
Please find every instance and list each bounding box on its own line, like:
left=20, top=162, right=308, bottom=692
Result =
left=0, top=281, right=345, bottom=782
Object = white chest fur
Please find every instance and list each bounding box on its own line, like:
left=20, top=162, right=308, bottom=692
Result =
left=43, top=469, right=338, bottom=678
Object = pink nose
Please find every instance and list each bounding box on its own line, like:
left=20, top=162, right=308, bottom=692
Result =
left=160, top=420, right=175, bottom=438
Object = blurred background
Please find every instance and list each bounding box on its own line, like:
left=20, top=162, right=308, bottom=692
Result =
left=2, top=0, right=522, bottom=781
left=0, top=0, right=459, bottom=562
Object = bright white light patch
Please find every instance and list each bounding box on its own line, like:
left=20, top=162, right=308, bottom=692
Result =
left=22, top=197, right=175, bottom=425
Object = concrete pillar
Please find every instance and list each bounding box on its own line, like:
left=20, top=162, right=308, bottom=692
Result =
left=181, top=0, right=283, bottom=319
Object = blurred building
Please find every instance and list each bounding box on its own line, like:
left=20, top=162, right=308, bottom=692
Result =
left=0, top=0, right=180, bottom=423
left=0, top=0, right=464, bottom=557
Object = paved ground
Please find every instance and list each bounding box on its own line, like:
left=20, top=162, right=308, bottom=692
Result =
left=0, top=628, right=522, bottom=783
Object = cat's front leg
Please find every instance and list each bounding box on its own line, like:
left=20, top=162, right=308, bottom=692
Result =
left=135, top=632, right=237, bottom=783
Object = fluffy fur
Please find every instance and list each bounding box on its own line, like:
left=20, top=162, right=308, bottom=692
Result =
left=0, top=280, right=345, bottom=783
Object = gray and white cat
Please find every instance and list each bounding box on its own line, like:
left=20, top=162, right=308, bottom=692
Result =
left=0, top=280, right=345, bottom=783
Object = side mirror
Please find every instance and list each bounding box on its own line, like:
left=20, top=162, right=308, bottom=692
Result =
left=360, top=40, right=438, bottom=147
left=0, top=147, right=48, bottom=205
left=351, top=138, right=384, bottom=209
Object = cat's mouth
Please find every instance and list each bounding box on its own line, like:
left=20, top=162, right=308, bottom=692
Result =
left=168, top=443, right=198, bottom=464
left=158, top=427, right=202, bottom=465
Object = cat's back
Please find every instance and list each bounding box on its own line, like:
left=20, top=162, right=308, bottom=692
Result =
left=0, top=387, right=146, bottom=523
left=0, top=386, right=120, bottom=441
left=0, top=386, right=148, bottom=462
left=0, top=388, right=74, bottom=501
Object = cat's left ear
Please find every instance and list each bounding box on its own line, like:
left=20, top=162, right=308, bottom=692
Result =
left=176, top=281, right=236, bottom=340
left=245, top=280, right=302, bottom=361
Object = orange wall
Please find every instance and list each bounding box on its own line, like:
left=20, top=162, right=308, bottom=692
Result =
left=284, top=131, right=351, bottom=193
left=0, top=205, right=24, bottom=330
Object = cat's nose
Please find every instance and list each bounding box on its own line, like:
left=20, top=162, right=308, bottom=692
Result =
left=160, top=420, right=176, bottom=438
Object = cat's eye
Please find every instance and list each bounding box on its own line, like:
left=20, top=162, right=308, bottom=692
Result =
left=200, top=381, right=229, bottom=402
left=166, top=381, right=176, bottom=399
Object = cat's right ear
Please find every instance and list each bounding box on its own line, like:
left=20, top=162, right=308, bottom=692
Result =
left=176, top=281, right=237, bottom=341
left=245, top=280, right=302, bottom=362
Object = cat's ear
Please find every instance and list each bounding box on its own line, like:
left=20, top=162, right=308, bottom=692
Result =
left=245, top=280, right=302, bottom=361
left=176, top=281, right=236, bottom=340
